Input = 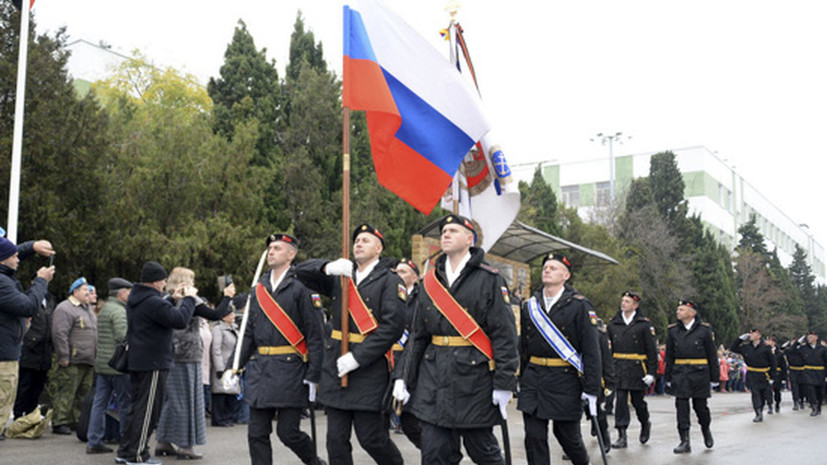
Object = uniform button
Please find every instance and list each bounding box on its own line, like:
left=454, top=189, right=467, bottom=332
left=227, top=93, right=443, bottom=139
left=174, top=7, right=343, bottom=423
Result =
left=471, top=360, right=476, bottom=365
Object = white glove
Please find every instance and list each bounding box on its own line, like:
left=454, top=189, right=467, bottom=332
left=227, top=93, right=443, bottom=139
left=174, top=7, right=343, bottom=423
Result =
left=798, top=335, right=807, bottom=344
left=393, top=379, right=411, bottom=405
left=642, top=374, right=655, bottom=387
left=739, top=333, right=750, bottom=341
left=303, top=379, right=318, bottom=402
left=581, top=392, right=598, bottom=417
left=336, top=352, right=360, bottom=377
left=221, top=370, right=239, bottom=392
left=325, top=258, right=353, bottom=278
left=492, top=389, right=511, bottom=420
left=666, top=381, right=672, bottom=389
left=710, top=382, right=720, bottom=389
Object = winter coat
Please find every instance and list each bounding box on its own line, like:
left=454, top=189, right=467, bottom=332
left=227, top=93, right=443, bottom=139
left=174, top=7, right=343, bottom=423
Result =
left=19, top=292, right=56, bottom=371
left=126, top=284, right=195, bottom=372
left=517, top=285, right=601, bottom=421
left=51, top=297, right=97, bottom=366
left=238, top=268, right=325, bottom=408
left=172, top=297, right=232, bottom=363
left=665, top=317, right=719, bottom=398
left=295, top=257, right=405, bottom=412
left=0, top=241, right=48, bottom=362
left=607, top=309, right=658, bottom=391
left=791, top=342, right=827, bottom=387
left=210, top=320, right=240, bottom=395
left=402, top=248, right=519, bottom=428
left=94, top=297, right=128, bottom=375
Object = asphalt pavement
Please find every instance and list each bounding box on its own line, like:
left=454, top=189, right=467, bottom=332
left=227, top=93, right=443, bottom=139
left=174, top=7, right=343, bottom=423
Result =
left=1, top=391, right=824, bottom=465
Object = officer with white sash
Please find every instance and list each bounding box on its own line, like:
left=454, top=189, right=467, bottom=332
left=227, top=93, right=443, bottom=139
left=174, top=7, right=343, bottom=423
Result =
left=517, top=253, right=602, bottom=465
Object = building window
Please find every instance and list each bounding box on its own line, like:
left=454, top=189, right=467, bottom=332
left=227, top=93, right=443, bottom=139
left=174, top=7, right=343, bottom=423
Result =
left=596, top=182, right=610, bottom=206
left=561, top=185, right=580, bottom=207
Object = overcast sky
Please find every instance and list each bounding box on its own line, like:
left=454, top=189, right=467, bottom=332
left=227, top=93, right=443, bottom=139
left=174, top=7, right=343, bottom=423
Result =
left=31, top=0, right=827, bottom=250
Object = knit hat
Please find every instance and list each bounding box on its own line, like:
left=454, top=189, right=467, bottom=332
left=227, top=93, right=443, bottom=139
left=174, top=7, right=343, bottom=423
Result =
left=69, top=277, right=88, bottom=294
left=141, top=261, right=168, bottom=283
left=0, top=236, right=18, bottom=261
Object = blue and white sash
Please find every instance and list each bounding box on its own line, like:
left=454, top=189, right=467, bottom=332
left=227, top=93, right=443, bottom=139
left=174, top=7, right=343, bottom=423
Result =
left=528, top=297, right=583, bottom=373
left=398, top=329, right=409, bottom=348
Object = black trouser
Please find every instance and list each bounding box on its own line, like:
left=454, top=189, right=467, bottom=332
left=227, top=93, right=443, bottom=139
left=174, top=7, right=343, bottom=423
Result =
left=804, top=384, right=824, bottom=411
left=750, top=385, right=771, bottom=410
left=325, top=406, right=402, bottom=465
left=523, top=412, right=588, bottom=465
left=13, top=367, right=48, bottom=418
left=118, top=370, right=168, bottom=462
left=421, top=421, right=502, bottom=465
left=614, top=389, right=649, bottom=429
left=400, top=411, right=422, bottom=449
left=675, top=397, right=710, bottom=431
left=248, top=406, right=316, bottom=465
left=211, top=393, right=237, bottom=426
left=772, top=380, right=783, bottom=406
left=790, top=374, right=802, bottom=404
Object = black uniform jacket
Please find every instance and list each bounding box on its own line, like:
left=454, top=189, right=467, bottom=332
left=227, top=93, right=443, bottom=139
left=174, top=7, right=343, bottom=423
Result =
left=599, top=329, right=615, bottom=398
left=785, top=345, right=805, bottom=383
left=401, top=248, right=518, bottom=428
left=773, top=347, right=787, bottom=384
left=790, top=342, right=827, bottom=387
left=665, top=317, right=719, bottom=399
left=517, top=285, right=601, bottom=422
left=730, top=338, right=776, bottom=389
left=607, top=309, right=657, bottom=391
left=295, top=257, right=405, bottom=412
left=238, top=268, right=325, bottom=409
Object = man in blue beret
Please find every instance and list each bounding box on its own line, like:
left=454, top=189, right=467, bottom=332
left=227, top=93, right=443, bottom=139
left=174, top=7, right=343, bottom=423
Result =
left=50, top=277, right=96, bottom=434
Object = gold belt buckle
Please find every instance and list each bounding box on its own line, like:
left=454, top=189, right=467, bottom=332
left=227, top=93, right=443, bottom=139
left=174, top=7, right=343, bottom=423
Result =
left=442, top=336, right=450, bottom=345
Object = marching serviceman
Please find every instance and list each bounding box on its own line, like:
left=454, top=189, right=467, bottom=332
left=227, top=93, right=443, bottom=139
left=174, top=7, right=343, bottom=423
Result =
left=295, top=224, right=405, bottom=465
left=391, top=258, right=423, bottom=449
left=767, top=336, right=787, bottom=413
left=393, top=215, right=519, bottom=465
left=784, top=337, right=806, bottom=410
left=790, top=331, right=827, bottom=416
left=235, top=233, right=326, bottom=465
left=517, top=253, right=601, bottom=465
left=730, top=328, right=776, bottom=422
left=665, top=300, right=719, bottom=454
left=606, top=291, right=657, bottom=449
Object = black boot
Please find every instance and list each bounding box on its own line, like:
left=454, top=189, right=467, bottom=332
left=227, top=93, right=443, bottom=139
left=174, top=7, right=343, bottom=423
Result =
left=810, top=405, right=818, bottom=417
left=673, top=429, right=691, bottom=454
left=639, top=420, right=651, bottom=444
left=775, top=403, right=780, bottom=413
left=611, top=428, right=627, bottom=449
left=752, top=409, right=763, bottom=422
left=701, top=426, right=714, bottom=448
left=793, top=402, right=799, bottom=411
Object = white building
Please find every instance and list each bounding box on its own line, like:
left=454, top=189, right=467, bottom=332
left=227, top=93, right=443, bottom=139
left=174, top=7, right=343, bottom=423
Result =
left=540, top=146, right=825, bottom=283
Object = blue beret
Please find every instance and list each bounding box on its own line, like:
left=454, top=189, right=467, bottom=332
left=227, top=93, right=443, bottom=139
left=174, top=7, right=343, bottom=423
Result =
left=69, top=277, right=88, bottom=294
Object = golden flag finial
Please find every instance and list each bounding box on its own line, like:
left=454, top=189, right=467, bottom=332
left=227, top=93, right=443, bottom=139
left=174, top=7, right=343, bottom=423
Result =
left=445, top=0, right=461, bottom=20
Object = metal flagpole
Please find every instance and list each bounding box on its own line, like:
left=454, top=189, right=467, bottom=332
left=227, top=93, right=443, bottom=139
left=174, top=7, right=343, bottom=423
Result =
left=7, top=0, right=34, bottom=243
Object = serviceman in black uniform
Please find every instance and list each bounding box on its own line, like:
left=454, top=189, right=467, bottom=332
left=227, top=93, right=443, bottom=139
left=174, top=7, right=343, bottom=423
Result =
left=393, top=215, right=518, bottom=465
left=517, top=253, right=601, bottom=465
left=730, top=327, right=776, bottom=422
left=295, top=224, right=405, bottom=465
left=606, top=291, right=657, bottom=449
left=783, top=337, right=805, bottom=410
left=235, top=233, right=326, bottom=465
left=790, top=331, right=827, bottom=416
left=767, top=336, right=787, bottom=413
left=665, top=300, right=718, bottom=454
left=391, top=258, right=422, bottom=449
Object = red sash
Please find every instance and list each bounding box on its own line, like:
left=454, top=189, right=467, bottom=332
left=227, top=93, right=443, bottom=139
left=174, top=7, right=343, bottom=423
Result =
left=347, top=278, right=378, bottom=335
left=423, top=269, right=494, bottom=360
left=255, top=283, right=308, bottom=360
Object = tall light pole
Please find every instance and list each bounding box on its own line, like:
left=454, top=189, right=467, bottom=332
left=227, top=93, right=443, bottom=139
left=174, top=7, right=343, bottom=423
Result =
left=591, top=132, right=630, bottom=205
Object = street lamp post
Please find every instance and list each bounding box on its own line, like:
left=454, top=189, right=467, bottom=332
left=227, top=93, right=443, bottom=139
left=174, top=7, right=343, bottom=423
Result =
left=591, top=132, right=630, bottom=205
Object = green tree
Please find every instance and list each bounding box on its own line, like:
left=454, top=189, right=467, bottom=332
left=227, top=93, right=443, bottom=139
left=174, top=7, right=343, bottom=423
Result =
left=737, top=215, right=769, bottom=260
left=0, top=5, right=110, bottom=295
left=285, top=12, right=327, bottom=83
left=648, top=151, right=688, bottom=231
left=518, top=165, right=561, bottom=236
left=788, top=244, right=819, bottom=333
left=691, top=226, right=739, bottom=342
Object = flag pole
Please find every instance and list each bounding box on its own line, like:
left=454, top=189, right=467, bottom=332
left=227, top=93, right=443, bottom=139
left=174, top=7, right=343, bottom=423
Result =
left=7, top=1, right=33, bottom=243
left=340, top=106, right=351, bottom=387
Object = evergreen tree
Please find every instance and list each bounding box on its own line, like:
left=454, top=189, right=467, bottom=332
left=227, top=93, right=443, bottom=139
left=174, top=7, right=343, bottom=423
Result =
left=737, top=215, right=769, bottom=260
left=648, top=151, right=688, bottom=231
left=789, top=244, right=819, bottom=332
left=518, top=165, right=561, bottom=236
left=691, top=226, right=739, bottom=342
left=624, top=177, right=653, bottom=214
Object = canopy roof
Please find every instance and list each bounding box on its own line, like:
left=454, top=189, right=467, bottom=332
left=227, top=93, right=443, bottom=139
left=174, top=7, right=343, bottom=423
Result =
left=418, top=220, right=619, bottom=265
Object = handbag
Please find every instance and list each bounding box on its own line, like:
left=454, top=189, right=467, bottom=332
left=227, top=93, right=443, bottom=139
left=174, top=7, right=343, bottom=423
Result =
left=108, top=341, right=129, bottom=372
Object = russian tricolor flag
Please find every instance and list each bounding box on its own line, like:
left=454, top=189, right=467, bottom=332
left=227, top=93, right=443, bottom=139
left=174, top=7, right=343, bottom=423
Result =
left=343, top=0, right=490, bottom=214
